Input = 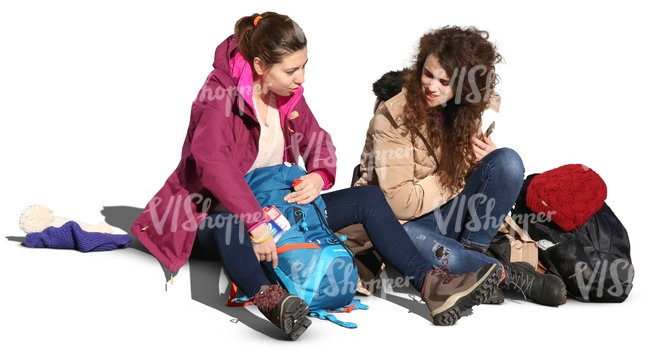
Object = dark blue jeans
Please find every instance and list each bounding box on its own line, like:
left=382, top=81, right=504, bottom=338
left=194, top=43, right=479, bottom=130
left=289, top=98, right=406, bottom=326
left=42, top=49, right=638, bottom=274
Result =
left=193, top=185, right=433, bottom=298
left=403, top=148, right=524, bottom=274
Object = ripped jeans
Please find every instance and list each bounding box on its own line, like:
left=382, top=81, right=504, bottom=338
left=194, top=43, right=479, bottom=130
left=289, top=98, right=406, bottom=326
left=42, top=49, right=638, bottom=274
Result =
left=403, top=148, right=524, bottom=274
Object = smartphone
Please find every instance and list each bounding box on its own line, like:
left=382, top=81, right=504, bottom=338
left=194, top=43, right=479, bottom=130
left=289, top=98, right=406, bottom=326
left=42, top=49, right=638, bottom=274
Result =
left=482, top=121, right=495, bottom=139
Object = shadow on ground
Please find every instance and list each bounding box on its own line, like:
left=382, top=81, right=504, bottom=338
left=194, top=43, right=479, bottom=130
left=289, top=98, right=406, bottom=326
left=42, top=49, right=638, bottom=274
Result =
left=100, top=205, right=148, bottom=254
left=6, top=205, right=503, bottom=329
left=188, top=258, right=290, bottom=340
left=5, top=206, right=564, bottom=332
left=372, top=263, right=474, bottom=321
left=100, top=205, right=288, bottom=340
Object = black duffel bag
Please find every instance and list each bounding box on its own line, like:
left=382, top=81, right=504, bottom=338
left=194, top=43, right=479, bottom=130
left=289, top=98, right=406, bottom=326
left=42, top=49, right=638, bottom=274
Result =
left=511, top=173, right=634, bottom=303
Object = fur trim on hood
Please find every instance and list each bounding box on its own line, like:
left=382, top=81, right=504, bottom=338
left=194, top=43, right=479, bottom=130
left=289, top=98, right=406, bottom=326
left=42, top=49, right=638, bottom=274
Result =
left=372, top=70, right=404, bottom=101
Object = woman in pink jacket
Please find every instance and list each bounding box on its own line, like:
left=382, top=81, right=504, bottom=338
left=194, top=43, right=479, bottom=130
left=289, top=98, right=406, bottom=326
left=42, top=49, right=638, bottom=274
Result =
left=131, top=12, right=500, bottom=340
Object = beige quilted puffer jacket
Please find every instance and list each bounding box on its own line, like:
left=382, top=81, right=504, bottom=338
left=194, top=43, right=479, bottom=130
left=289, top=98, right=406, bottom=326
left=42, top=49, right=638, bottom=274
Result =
left=339, top=88, right=539, bottom=293
left=353, top=89, right=461, bottom=223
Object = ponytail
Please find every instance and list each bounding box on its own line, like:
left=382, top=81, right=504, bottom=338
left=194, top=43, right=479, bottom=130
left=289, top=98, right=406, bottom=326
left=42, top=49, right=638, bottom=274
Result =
left=233, top=13, right=259, bottom=65
left=233, top=11, right=307, bottom=66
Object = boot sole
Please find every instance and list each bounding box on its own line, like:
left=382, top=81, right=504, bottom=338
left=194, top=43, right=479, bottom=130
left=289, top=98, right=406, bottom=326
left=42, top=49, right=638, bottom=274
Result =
left=431, top=264, right=500, bottom=326
left=279, top=296, right=312, bottom=341
left=484, top=289, right=505, bottom=304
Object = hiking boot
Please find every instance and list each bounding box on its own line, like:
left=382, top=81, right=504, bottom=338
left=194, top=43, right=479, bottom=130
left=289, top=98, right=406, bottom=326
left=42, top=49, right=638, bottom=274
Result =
left=500, top=261, right=567, bottom=306
left=250, top=284, right=312, bottom=340
left=421, top=263, right=499, bottom=326
left=485, top=288, right=505, bottom=304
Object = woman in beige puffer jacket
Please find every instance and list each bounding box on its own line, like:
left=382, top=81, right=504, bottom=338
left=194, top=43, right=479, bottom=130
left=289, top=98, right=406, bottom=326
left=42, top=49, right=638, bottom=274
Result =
left=352, top=26, right=568, bottom=308
left=355, top=26, right=524, bottom=276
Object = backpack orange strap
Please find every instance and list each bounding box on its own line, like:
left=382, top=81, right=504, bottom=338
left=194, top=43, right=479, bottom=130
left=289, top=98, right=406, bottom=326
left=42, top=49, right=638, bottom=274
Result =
left=276, top=243, right=319, bottom=254
left=227, top=282, right=253, bottom=307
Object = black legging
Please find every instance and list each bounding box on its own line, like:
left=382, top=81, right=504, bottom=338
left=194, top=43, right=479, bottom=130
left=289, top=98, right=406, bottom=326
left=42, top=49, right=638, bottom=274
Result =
left=193, top=185, right=432, bottom=297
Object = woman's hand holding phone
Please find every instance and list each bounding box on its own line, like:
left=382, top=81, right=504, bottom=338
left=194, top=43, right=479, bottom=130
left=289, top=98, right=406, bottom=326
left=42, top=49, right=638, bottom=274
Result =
left=472, top=121, right=496, bottom=161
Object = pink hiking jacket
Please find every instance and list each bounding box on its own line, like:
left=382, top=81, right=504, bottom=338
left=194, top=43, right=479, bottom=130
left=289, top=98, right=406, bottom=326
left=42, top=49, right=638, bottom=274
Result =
left=131, top=35, right=337, bottom=274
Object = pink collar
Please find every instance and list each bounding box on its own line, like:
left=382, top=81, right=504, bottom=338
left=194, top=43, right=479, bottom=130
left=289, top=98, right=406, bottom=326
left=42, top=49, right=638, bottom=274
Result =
left=229, top=51, right=304, bottom=124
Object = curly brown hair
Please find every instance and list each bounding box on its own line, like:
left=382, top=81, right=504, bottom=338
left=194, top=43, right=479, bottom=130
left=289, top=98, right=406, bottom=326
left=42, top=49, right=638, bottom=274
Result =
left=402, top=25, right=503, bottom=194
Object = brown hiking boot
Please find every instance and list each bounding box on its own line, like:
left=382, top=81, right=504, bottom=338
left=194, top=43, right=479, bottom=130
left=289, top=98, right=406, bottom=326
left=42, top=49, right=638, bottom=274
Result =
left=421, top=264, right=499, bottom=326
left=249, top=284, right=312, bottom=340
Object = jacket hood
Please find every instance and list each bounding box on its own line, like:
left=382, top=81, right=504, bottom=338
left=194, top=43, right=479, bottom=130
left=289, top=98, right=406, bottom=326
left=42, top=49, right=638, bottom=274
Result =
left=212, top=34, right=240, bottom=73
left=372, top=70, right=405, bottom=102
left=211, top=35, right=305, bottom=122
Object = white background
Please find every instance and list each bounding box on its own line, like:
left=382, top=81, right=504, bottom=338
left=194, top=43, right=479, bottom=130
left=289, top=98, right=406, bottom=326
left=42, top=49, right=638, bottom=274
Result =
left=1, top=0, right=646, bottom=354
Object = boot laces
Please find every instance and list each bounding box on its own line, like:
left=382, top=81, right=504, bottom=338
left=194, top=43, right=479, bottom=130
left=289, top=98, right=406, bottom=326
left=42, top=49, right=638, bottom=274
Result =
left=433, top=266, right=463, bottom=284
left=419, top=265, right=477, bottom=303
left=249, top=284, right=288, bottom=313
left=505, top=265, right=534, bottom=300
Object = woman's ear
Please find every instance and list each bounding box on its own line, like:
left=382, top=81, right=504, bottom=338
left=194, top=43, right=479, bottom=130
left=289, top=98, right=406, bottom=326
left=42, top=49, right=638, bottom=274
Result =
left=253, top=57, right=266, bottom=76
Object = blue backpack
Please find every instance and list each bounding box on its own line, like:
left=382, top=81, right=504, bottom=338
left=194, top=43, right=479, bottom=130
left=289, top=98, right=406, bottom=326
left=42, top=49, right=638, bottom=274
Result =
left=233, top=162, right=367, bottom=328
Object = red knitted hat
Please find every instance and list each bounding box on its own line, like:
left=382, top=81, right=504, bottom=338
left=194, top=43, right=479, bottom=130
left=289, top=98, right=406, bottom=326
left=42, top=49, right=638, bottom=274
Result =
left=526, top=164, right=607, bottom=231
